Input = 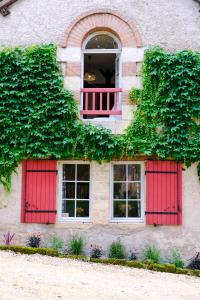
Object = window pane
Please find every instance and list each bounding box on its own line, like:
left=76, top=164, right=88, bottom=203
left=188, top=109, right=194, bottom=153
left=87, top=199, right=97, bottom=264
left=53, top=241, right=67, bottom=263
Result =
left=63, top=164, right=75, bottom=181
left=128, top=201, right=141, bottom=218
left=114, top=183, right=126, bottom=199
left=128, top=165, right=141, bottom=181
left=114, top=165, right=126, bottom=181
left=86, top=34, right=118, bottom=49
left=77, top=164, right=90, bottom=181
left=76, top=201, right=89, bottom=217
left=62, top=182, right=75, bottom=199
left=128, top=183, right=141, bottom=199
left=113, top=201, right=126, bottom=218
left=62, top=200, right=75, bottom=217
left=77, top=183, right=89, bottom=199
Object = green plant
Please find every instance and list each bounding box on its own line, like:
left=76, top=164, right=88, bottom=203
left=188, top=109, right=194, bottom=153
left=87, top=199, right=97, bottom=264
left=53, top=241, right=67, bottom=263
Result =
left=68, top=235, right=84, bottom=255
left=170, top=249, right=184, bottom=268
left=90, top=244, right=103, bottom=258
left=128, top=251, right=137, bottom=261
left=126, top=47, right=200, bottom=179
left=0, top=45, right=122, bottom=190
left=108, top=240, right=126, bottom=259
left=187, top=253, right=200, bottom=270
left=144, top=245, right=160, bottom=263
left=1, top=245, right=200, bottom=277
left=0, top=245, right=59, bottom=256
left=49, top=235, right=64, bottom=251
left=0, top=45, right=199, bottom=190
left=129, top=88, right=141, bottom=103
left=90, top=258, right=127, bottom=266
left=26, top=232, right=41, bottom=248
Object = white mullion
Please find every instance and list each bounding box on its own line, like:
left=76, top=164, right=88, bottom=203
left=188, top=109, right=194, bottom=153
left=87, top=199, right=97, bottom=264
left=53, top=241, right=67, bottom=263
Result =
left=112, top=166, right=114, bottom=219
left=75, top=164, right=77, bottom=218
left=62, top=165, right=64, bottom=213
left=126, top=165, right=128, bottom=218
left=139, top=168, right=142, bottom=217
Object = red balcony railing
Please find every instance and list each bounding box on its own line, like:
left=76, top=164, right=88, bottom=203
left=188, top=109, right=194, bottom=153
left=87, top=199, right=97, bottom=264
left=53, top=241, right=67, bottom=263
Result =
left=80, top=88, right=122, bottom=117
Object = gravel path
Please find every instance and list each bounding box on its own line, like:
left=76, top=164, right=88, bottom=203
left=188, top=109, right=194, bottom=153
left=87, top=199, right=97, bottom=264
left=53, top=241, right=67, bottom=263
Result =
left=0, top=251, right=200, bottom=300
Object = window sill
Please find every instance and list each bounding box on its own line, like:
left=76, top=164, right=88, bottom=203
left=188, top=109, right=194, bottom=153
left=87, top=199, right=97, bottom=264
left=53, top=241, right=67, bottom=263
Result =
left=57, top=218, right=92, bottom=224
left=110, top=219, right=144, bottom=224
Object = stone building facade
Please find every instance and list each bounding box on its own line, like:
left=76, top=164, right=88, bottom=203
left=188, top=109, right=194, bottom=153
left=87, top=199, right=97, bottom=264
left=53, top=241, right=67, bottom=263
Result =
left=0, top=0, right=200, bottom=260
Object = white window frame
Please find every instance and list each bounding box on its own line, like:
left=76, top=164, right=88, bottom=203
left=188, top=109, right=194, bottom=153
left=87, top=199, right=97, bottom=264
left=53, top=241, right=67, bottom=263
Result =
left=110, top=162, right=145, bottom=223
left=81, top=31, right=122, bottom=120
left=58, top=161, right=92, bottom=222
left=82, top=31, right=122, bottom=53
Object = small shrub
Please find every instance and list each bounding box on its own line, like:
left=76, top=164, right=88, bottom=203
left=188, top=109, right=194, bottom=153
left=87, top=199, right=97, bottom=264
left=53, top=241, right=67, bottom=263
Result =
left=128, top=251, right=137, bottom=261
left=187, top=252, right=200, bottom=270
left=153, top=263, right=168, bottom=273
left=170, top=249, right=184, bottom=269
left=49, top=235, right=64, bottom=251
left=68, top=235, right=84, bottom=255
left=144, top=245, right=160, bottom=263
left=176, top=267, right=191, bottom=275
left=90, top=244, right=103, bottom=259
left=26, top=232, right=41, bottom=248
left=108, top=240, right=126, bottom=259
left=90, top=258, right=126, bottom=266
left=66, top=255, right=88, bottom=261
left=0, top=245, right=59, bottom=257
left=163, top=263, right=176, bottom=273
left=2, top=232, right=15, bottom=245
left=191, top=269, right=200, bottom=277
left=126, top=261, right=144, bottom=268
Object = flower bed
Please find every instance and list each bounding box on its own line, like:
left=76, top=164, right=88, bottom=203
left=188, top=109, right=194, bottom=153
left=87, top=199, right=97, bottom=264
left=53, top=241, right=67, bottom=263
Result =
left=1, top=245, right=200, bottom=277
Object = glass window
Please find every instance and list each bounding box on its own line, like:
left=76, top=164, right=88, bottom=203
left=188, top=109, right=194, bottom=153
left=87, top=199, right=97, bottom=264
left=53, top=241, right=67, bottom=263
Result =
left=61, top=164, right=90, bottom=219
left=112, top=164, right=142, bottom=220
left=85, top=34, right=119, bottom=49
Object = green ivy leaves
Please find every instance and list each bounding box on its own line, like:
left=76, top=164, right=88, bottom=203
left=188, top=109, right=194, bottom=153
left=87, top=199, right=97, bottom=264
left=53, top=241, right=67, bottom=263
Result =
left=0, top=45, right=199, bottom=189
left=128, top=47, right=200, bottom=176
left=0, top=45, right=124, bottom=189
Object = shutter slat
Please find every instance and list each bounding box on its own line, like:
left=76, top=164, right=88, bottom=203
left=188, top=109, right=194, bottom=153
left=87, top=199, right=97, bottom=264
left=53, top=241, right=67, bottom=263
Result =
left=21, top=160, right=57, bottom=224
left=145, top=161, right=182, bottom=225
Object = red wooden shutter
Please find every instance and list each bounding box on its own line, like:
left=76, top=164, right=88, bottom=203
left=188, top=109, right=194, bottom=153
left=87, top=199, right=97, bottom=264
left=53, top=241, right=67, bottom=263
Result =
left=145, top=161, right=182, bottom=225
left=21, top=160, right=57, bottom=224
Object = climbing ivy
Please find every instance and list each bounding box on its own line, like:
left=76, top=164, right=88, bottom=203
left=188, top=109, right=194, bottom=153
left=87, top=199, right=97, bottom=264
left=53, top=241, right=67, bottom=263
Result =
left=0, top=45, right=122, bottom=190
left=128, top=47, right=200, bottom=175
left=0, top=45, right=199, bottom=190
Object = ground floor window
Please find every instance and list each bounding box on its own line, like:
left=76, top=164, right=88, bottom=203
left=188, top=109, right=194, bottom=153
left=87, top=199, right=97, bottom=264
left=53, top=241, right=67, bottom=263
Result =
left=111, top=163, right=143, bottom=221
left=61, top=163, right=90, bottom=219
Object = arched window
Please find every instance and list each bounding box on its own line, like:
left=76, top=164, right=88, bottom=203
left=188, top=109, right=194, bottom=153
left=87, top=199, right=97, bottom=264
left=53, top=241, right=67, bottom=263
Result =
left=83, top=32, right=121, bottom=50
left=81, top=32, right=122, bottom=119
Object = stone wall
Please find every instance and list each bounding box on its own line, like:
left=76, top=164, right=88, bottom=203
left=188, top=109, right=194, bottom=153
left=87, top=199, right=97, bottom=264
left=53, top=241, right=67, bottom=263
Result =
left=0, top=162, right=199, bottom=261
left=0, top=0, right=199, bottom=51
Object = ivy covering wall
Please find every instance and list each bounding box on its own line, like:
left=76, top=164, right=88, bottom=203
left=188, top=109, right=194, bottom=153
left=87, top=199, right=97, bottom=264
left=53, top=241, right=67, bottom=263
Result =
left=0, top=45, right=199, bottom=190
left=128, top=48, right=200, bottom=175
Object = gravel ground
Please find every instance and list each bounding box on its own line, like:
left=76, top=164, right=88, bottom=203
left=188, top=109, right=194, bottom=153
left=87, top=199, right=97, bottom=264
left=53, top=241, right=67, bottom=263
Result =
left=0, top=251, right=200, bottom=300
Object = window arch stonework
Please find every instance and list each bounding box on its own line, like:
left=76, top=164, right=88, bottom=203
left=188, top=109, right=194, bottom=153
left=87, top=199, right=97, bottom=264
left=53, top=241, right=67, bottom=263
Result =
left=60, top=10, right=142, bottom=48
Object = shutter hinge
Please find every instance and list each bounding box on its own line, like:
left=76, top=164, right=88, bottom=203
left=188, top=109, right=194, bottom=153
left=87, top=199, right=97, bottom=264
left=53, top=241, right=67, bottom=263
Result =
left=26, top=170, right=58, bottom=174
left=25, top=210, right=57, bottom=213
left=145, top=211, right=178, bottom=215
left=145, top=171, right=177, bottom=175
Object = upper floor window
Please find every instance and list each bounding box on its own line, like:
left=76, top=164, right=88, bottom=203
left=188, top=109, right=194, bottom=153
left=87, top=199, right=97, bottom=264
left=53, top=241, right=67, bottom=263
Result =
left=84, top=33, right=120, bottom=50
left=81, top=32, right=122, bottom=120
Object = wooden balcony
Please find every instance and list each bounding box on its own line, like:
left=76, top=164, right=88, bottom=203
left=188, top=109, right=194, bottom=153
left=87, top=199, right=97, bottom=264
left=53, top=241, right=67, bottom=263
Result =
left=80, top=88, right=122, bottom=118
